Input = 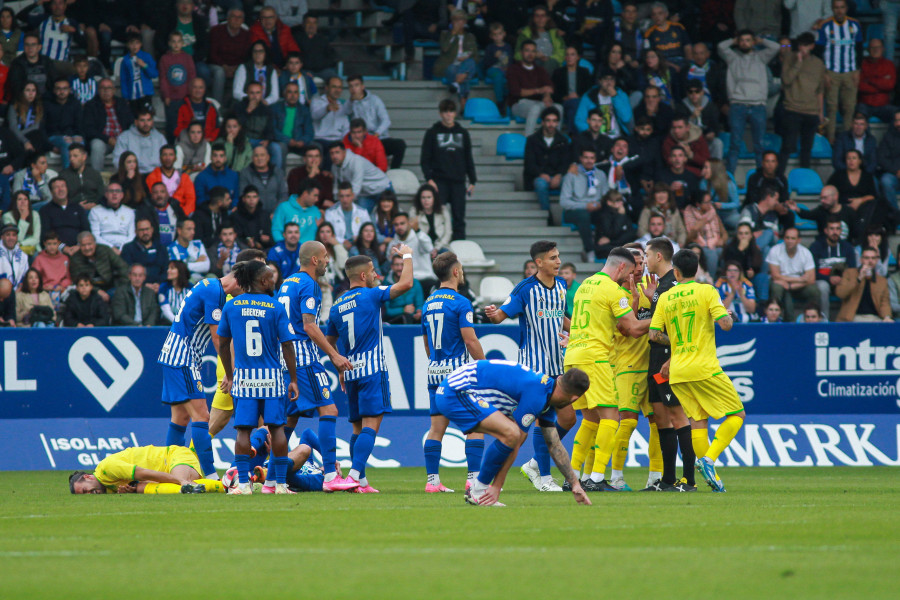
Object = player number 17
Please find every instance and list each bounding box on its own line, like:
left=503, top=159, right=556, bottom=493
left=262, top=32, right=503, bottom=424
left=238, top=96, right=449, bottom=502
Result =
left=425, top=313, right=444, bottom=350
left=669, top=311, right=695, bottom=346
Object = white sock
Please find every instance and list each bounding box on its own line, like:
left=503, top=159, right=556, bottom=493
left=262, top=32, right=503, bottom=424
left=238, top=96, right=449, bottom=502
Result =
left=589, top=472, right=604, bottom=483
left=348, top=469, right=360, bottom=482
left=359, top=476, right=368, bottom=487
left=427, top=473, right=440, bottom=485
left=611, top=469, right=624, bottom=481
left=540, top=474, right=552, bottom=486
left=573, top=469, right=581, bottom=479
left=263, top=479, right=275, bottom=488
left=472, top=479, right=488, bottom=494
left=324, top=472, right=337, bottom=483
left=648, top=471, right=661, bottom=483
left=206, top=472, right=220, bottom=481
left=467, top=471, right=478, bottom=481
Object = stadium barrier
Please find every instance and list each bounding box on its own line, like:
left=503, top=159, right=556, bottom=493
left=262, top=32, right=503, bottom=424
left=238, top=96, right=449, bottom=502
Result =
left=1, top=324, right=899, bottom=470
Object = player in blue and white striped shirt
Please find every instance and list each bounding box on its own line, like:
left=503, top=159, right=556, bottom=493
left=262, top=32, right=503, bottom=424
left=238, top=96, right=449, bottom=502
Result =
left=421, top=252, right=485, bottom=493
left=817, top=1, right=863, bottom=141
left=39, top=0, right=78, bottom=63
left=218, top=261, right=299, bottom=495
left=484, top=240, right=575, bottom=492
left=435, top=360, right=591, bottom=506
left=324, top=244, right=414, bottom=493
left=277, top=241, right=356, bottom=492
left=157, top=268, right=242, bottom=479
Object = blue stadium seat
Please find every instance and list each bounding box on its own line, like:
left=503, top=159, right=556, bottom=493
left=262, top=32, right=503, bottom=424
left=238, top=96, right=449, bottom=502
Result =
left=413, top=40, right=440, bottom=49
left=867, top=23, right=884, bottom=41
left=793, top=211, right=818, bottom=231
left=463, top=98, right=509, bottom=124
left=511, top=114, right=526, bottom=124
left=762, top=132, right=782, bottom=153
left=788, top=168, right=823, bottom=195
left=612, top=0, right=622, bottom=15
left=496, top=132, right=526, bottom=159
left=579, top=58, right=594, bottom=74
left=811, top=134, right=832, bottom=159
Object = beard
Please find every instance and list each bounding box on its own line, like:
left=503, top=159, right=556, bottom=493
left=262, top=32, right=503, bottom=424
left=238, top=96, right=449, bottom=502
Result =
left=739, top=46, right=752, bottom=54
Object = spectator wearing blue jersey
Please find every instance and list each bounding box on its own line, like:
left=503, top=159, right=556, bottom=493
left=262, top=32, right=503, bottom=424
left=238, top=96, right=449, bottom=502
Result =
left=194, top=145, right=240, bottom=208
left=272, top=179, right=322, bottom=244
left=422, top=251, right=486, bottom=493
left=435, top=360, right=591, bottom=507
left=384, top=254, right=424, bottom=324
left=157, top=260, right=190, bottom=324
left=324, top=245, right=414, bottom=493
left=484, top=240, right=574, bottom=492
left=39, top=0, right=82, bottom=72
left=267, top=222, right=302, bottom=278
left=119, top=33, right=157, bottom=114
left=715, top=261, right=757, bottom=323
left=167, top=218, right=211, bottom=283
left=816, top=1, right=862, bottom=142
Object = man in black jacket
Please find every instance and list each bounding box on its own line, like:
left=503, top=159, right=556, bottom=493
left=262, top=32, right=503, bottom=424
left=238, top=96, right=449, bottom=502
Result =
left=83, top=78, right=134, bottom=172
left=552, top=46, right=593, bottom=134
left=45, top=78, right=85, bottom=169
left=120, top=218, right=169, bottom=289
left=0, top=128, right=25, bottom=211
left=39, top=178, right=91, bottom=254
left=63, top=276, right=110, bottom=327
left=523, top=107, right=571, bottom=215
left=877, top=109, right=900, bottom=212
left=293, top=14, right=338, bottom=81
left=626, top=116, right=662, bottom=196
left=192, top=186, right=229, bottom=248
left=8, top=32, right=57, bottom=98
left=60, top=143, right=104, bottom=210
left=420, top=99, right=476, bottom=240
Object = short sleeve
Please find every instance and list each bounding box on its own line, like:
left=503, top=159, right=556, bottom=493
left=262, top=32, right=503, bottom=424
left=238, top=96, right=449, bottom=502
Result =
left=96, top=457, right=136, bottom=488
left=275, top=303, right=296, bottom=341
left=744, top=282, right=756, bottom=300
left=649, top=296, right=666, bottom=331
left=801, top=250, right=815, bottom=272
left=458, top=299, right=475, bottom=329
left=216, top=305, right=232, bottom=338
left=499, top=285, right=525, bottom=318
left=300, top=285, right=320, bottom=317
left=377, top=285, right=392, bottom=304
left=324, top=307, right=339, bottom=336
left=611, top=287, right=632, bottom=319
left=203, top=286, right=223, bottom=325
left=708, top=286, right=729, bottom=321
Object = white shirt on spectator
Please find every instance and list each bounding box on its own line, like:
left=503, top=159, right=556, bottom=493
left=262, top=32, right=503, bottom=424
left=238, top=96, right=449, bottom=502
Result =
left=766, top=242, right=815, bottom=278
left=89, top=204, right=136, bottom=251
left=389, top=229, right=436, bottom=281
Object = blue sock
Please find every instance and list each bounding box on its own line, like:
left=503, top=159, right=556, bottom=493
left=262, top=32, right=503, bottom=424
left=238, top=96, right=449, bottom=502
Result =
left=234, top=454, right=250, bottom=483
left=318, top=416, right=336, bottom=474
left=286, top=458, right=325, bottom=491
left=191, top=421, right=216, bottom=477
left=351, top=427, right=376, bottom=478
left=166, top=422, right=186, bottom=447
left=349, top=433, right=359, bottom=463
left=249, top=428, right=268, bottom=471
left=300, top=428, right=322, bottom=455
left=465, top=438, right=484, bottom=472
left=283, top=426, right=295, bottom=445
left=273, top=456, right=290, bottom=484
left=532, top=428, right=552, bottom=477
left=556, top=423, right=571, bottom=441
left=477, top=440, right=514, bottom=486
left=424, top=439, right=442, bottom=475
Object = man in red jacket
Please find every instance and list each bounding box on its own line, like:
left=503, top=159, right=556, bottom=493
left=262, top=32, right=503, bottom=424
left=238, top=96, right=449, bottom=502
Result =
left=249, top=7, right=301, bottom=69
left=661, top=116, right=710, bottom=177
left=857, top=38, right=897, bottom=123
left=174, top=78, right=220, bottom=141
left=343, top=118, right=388, bottom=172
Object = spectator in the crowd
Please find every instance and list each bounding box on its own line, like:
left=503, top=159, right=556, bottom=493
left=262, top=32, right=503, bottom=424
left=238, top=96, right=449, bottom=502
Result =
left=70, top=231, right=130, bottom=299
left=740, top=182, right=781, bottom=257
left=266, top=0, right=308, bottom=29
left=158, top=259, right=190, bottom=323
left=559, top=261, right=578, bottom=318
left=272, top=81, right=314, bottom=163
left=31, top=230, right=71, bottom=298
left=574, top=66, right=633, bottom=136
left=328, top=142, right=392, bottom=211
left=267, top=221, right=301, bottom=278
left=88, top=182, right=135, bottom=253
left=877, top=110, right=900, bottom=211
left=110, top=152, right=146, bottom=211
left=120, top=218, right=169, bottom=289
left=0, top=125, right=25, bottom=209
left=159, top=31, right=196, bottom=141
left=683, top=190, right=727, bottom=275
left=111, top=263, right=160, bottom=326
left=626, top=116, right=662, bottom=194
left=389, top=212, right=437, bottom=291
left=573, top=108, right=613, bottom=162
left=826, top=149, right=877, bottom=214
left=833, top=112, right=878, bottom=173
left=561, top=146, right=609, bottom=262
left=817, top=0, right=862, bottom=142
left=349, top=222, right=385, bottom=275
left=370, top=191, right=398, bottom=245
left=192, top=186, right=231, bottom=248
left=294, top=14, right=338, bottom=81
left=287, top=144, right=334, bottom=207
left=384, top=253, right=424, bottom=324
left=311, top=77, right=350, bottom=170
left=420, top=99, right=476, bottom=240
left=610, top=2, right=644, bottom=69
left=0, top=223, right=29, bottom=289
left=239, top=145, right=287, bottom=214
left=632, top=84, right=674, bottom=138
left=39, top=178, right=88, bottom=252
left=638, top=49, right=679, bottom=105
left=602, top=137, right=642, bottom=219
left=174, top=122, right=210, bottom=174
left=745, top=151, right=789, bottom=205
left=638, top=182, right=687, bottom=246
left=154, top=0, right=210, bottom=84
left=601, top=43, right=641, bottom=102
left=482, top=22, right=513, bottom=111
left=8, top=32, right=57, bottom=98
left=644, top=2, right=692, bottom=72
left=699, top=158, right=740, bottom=230
left=324, top=182, right=372, bottom=249
left=315, top=221, right=348, bottom=301
left=44, top=77, right=83, bottom=168
left=681, top=41, right=727, bottom=108
left=114, top=109, right=167, bottom=174
left=63, top=276, right=109, bottom=327
left=799, top=303, right=826, bottom=322
left=835, top=246, right=893, bottom=322
left=435, top=10, right=478, bottom=108
left=208, top=8, right=252, bottom=102
left=174, top=78, right=219, bottom=143
left=343, top=118, right=387, bottom=173
left=778, top=32, right=825, bottom=173
left=69, top=54, right=95, bottom=106
left=716, top=260, right=757, bottom=323
left=856, top=38, right=896, bottom=124
left=235, top=80, right=281, bottom=168
left=209, top=223, right=243, bottom=277
left=167, top=218, right=210, bottom=282
left=524, top=107, right=570, bottom=212
left=145, top=145, right=196, bottom=216
left=762, top=295, right=783, bottom=323
left=119, top=33, right=157, bottom=113
left=514, top=5, right=565, bottom=72
left=522, top=259, right=538, bottom=279
left=2, top=192, right=41, bottom=256
left=13, top=152, right=56, bottom=209
left=718, top=31, right=779, bottom=172
left=594, top=190, right=636, bottom=259
left=233, top=42, right=280, bottom=106
left=734, top=0, right=781, bottom=40
left=784, top=0, right=831, bottom=39
left=0, top=8, right=24, bottom=68
left=272, top=179, right=321, bottom=244
left=809, top=214, right=857, bottom=317
left=661, top=115, right=709, bottom=177
left=15, top=268, right=55, bottom=326
left=889, top=263, right=900, bottom=319
left=140, top=182, right=186, bottom=246
left=400, top=0, right=445, bottom=61
left=346, top=75, right=406, bottom=170
left=194, top=144, right=239, bottom=208
left=855, top=225, right=893, bottom=278
left=84, top=78, right=133, bottom=172
left=766, top=226, right=818, bottom=321
left=677, top=80, right=722, bottom=160
left=231, top=185, right=272, bottom=250
left=279, top=52, right=316, bottom=106
left=218, top=116, right=253, bottom=173
left=655, top=146, right=700, bottom=208
left=552, top=46, right=592, bottom=133
left=507, top=40, right=560, bottom=137
left=9, top=82, right=50, bottom=155
left=635, top=212, right=681, bottom=251
left=60, top=143, right=103, bottom=210
left=247, top=6, right=299, bottom=71
left=787, top=184, right=856, bottom=241
left=686, top=242, right=715, bottom=284
left=409, top=183, right=452, bottom=254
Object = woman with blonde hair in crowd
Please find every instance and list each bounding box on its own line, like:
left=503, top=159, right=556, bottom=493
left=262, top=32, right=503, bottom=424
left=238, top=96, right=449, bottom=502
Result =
left=637, top=182, right=686, bottom=246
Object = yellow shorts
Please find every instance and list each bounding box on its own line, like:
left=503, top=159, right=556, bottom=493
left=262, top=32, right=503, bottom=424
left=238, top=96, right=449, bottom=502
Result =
left=671, top=373, right=744, bottom=421
left=165, top=446, right=203, bottom=476
left=615, top=370, right=653, bottom=417
left=211, top=387, right=234, bottom=411
left=569, top=361, right=617, bottom=410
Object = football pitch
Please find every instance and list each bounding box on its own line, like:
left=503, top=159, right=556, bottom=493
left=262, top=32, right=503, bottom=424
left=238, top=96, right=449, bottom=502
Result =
left=2, top=468, right=899, bottom=599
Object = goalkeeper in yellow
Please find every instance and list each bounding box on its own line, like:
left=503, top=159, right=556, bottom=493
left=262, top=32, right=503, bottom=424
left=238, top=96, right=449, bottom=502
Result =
left=68, top=446, right=225, bottom=494
left=648, top=249, right=745, bottom=492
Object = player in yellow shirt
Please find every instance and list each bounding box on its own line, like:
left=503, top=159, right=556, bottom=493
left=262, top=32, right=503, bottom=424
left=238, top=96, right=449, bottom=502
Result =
left=68, top=445, right=225, bottom=494
left=565, top=248, right=645, bottom=492
left=648, top=249, right=744, bottom=492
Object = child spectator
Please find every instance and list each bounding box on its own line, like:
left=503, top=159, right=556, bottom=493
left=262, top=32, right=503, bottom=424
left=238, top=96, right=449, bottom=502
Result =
left=119, top=33, right=158, bottom=114
left=70, top=55, right=96, bottom=105
left=63, top=275, right=110, bottom=327
left=159, top=31, right=196, bottom=141
left=31, top=230, right=71, bottom=308
left=481, top=22, right=513, bottom=112
left=560, top=262, right=579, bottom=318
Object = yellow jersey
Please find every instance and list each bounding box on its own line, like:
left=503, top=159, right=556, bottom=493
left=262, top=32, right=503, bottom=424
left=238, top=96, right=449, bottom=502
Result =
left=94, top=446, right=194, bottom=491
left=648, top=280, right=729, bottom=384
left=564, top=271, right=632, bottom=367
left=612, top=278, right=652, bottom=372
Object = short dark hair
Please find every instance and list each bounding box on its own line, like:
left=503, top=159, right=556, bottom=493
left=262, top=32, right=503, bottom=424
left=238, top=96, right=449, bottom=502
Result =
left=347, top=73, right=363, bottom=84
left=634, top=115, right=653, bottom=129
left=433, top=252, right=461, bottom=282
left=862, top=245, right=881, bottom=258
left=327, top=140, right=345, bottom=153
left=159, top=144, right=175, bottom=158
left=209, top=186, right=230, bottom=205
left=796, top=31, right=816, bottom=46
left=337, top=181, right=353, bottom=192
left=825, top=214, right=844, bottom=226
left=560, top=262, right=576, bottom=272
left=349, top=117, right=367, bottom=130
left=393, top=211, right=409, bottom=221
left=559, top=367, right=590, bottom=397
left=283, top=222, right=300, bottom=232
left=587, top=108, right=602, bottom=120
left=646, top=237, right=675, bottom=262
left=296, top=179, right=318, bottom=196
left=671, top=115, right=688, bottom=127
left=607, top=247, right=636, bottom=266
left=134, top=107, right=153, bottom=120
left=530, top=240, right=557, bottom=260
left=68, top=142, right=86, bottom=154
left=672, top=248, right=699, bottom=278
left=69, top=471, right=89, bottom=494
left=762, top=150, right=779, bottom=161
left=236, top=248, right=267, bottom=262
left=521, top=39, right=537, bottom=50
left=759, top=182, right=781, bottom=201
left=304, top=143, right=323, bottom=156
left=176, top=218, right=194, bottom=229
left=540, top=106, right=560, bottom=121
left=241, top=185, right=260, bottom=197
left=736, top=28, right=754, bottom=38
left=42, top=230, right=60, bottom=243
left=438, top=98, right=457, bottom=113
left=211, top=142, right=226, bottom=154
left=344, top=255, right=373, bottom=278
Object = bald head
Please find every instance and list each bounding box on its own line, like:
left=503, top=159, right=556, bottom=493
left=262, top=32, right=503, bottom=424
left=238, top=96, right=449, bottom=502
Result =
left=299, top=240, right=330, bottom=277
left=820, top=185, right=839, bottom=207
left=0, top=278, right=11, bottom=300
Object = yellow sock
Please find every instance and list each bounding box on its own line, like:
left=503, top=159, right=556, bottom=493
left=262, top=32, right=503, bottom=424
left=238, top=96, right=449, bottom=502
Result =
left=195, top=479, right=226, bottom=493
left=707, top=416, right=743, bottom=462
left=692, top=428, right=710, bottom=459
left=611, top=418, right=637, bottom=471
left=142, top=483, right=183, bottom=494
left=648, top=422, right=663, bottom=473
left=570, top=420, right=599, bottom=472
left=590, top=419, right=619, bottom=476
left=584, top=446, right=595, bottom=477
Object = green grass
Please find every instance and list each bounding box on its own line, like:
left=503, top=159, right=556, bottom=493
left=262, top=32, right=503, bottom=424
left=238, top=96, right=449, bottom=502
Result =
left=2, top=467, right=899, bottom=599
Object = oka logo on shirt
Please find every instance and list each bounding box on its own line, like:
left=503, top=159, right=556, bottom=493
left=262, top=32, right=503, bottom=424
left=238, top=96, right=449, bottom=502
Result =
left=68, top=336, right=145, bottom=412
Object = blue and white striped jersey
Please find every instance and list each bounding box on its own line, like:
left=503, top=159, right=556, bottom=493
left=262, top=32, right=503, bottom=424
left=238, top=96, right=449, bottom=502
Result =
left=500, top=275, right=567, bottom=376
left=217, top=293, right=296, bottom=399
left=277, top=271, right=321, bottom=368
left=422, top=288, right=475, bottom=386
left=71, top=76, right=97, bottom=105
left=443, top=360, right=557, bottom=431
left=817, top=17, right=862, bottom=73
left=158, top=277, right=226, bottom=367
left=40, top=17, right=73, bottom=62
left=325, top=285, right=393, bottom=381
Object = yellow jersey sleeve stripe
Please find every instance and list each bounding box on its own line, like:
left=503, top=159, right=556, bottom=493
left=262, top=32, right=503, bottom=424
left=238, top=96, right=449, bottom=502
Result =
left=614, top=308, right=633, bottom=319
left=714, top=313, right=729, bottom=321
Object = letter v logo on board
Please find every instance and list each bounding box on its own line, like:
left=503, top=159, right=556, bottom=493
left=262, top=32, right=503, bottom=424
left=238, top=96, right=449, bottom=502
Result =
left=68, top=337, right=144, bottom=412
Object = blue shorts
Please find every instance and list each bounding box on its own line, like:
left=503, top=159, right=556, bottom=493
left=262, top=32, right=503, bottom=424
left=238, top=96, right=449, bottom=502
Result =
left=428, top=385, right=441, bottom=417
left=346, top=371, right=391, bottom=423
left=234, top=395, right=287, bottom=428
left=286, top=362, right=334, bottom=418
left=434, top=386, right=496, bottom=434
left=160, top=364, right=205, bottom=405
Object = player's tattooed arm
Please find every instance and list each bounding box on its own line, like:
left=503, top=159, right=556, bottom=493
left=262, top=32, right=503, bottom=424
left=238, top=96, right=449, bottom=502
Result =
left=649, top=329, right=670, bottom=345
left=541, top=425, right=577, bottom=484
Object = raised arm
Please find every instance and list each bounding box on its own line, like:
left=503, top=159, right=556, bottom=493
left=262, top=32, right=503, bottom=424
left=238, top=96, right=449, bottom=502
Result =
left=388, top=244, right=414, bottom=299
